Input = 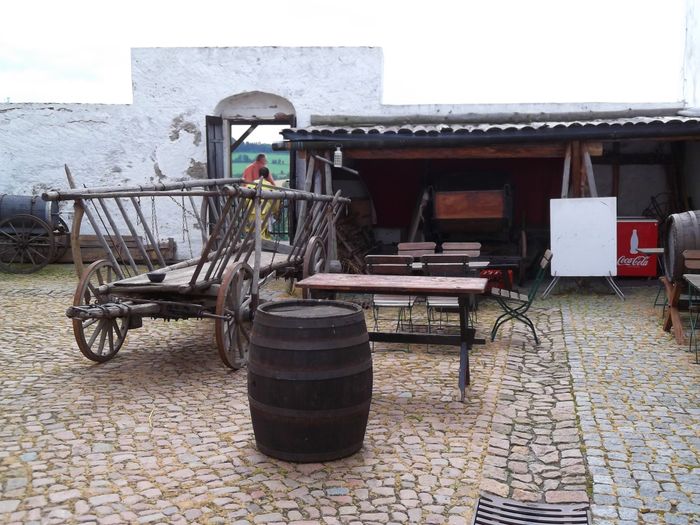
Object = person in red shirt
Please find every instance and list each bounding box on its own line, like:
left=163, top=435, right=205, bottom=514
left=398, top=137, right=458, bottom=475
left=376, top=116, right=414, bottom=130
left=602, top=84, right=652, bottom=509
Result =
left=242, top=154, right=276, bottom=185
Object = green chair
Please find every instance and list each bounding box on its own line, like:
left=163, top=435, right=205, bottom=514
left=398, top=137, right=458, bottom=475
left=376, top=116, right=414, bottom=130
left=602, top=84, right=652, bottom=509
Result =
left=490, top=249, right=552, bottom=344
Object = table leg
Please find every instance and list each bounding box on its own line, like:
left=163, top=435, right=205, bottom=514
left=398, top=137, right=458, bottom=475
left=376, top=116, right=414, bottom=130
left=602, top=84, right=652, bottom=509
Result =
left=458, top=296, right=470, bottom=402
left=662, top=277, right=685, bottom=344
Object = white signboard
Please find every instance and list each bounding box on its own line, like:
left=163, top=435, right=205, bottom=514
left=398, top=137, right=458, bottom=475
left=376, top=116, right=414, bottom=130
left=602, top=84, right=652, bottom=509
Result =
left=550, top=197, right=617, bottom=277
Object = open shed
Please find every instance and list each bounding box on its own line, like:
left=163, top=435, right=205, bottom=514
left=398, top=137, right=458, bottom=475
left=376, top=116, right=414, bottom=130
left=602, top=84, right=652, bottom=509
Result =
left=273, top=113, right=700, bottom=276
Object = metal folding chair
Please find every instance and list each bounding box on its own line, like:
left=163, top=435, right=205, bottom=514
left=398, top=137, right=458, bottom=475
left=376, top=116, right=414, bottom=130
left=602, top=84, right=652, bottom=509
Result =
left=490, top=249, right=552, bottom=344
left=365, top=255, right=416, bottom=337
left=421, top=253, right=476, bottom=332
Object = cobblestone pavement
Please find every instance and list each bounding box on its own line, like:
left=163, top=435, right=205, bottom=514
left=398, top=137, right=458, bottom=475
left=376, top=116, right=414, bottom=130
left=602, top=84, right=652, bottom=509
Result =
left=0, top=266, right=505, bottom=524
left=562, top=288, right=700, bottom=525
left=0, top=267, right=698, bottom=524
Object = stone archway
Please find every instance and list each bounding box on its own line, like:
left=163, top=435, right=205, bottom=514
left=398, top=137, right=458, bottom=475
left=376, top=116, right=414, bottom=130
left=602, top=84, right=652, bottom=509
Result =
left=214, top=91, right=295, bottom=121
left=208, top=91, right=296, bottom=180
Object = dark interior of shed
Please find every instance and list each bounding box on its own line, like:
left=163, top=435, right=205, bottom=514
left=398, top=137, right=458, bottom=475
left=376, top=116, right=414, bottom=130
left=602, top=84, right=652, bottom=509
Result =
left=352, top=157, right=563, bottom=267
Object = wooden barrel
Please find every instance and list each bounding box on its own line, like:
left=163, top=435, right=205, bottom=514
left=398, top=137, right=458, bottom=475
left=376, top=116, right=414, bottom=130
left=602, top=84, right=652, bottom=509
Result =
left=664, top=211, right=700, bottom=282
left=0, top=194, right=57, bottom=225
left=248, top=299, right=372, bottom=462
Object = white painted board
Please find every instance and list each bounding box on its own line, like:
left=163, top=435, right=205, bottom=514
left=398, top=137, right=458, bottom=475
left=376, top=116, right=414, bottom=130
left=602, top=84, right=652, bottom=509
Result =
left=550, top=198, right=617, bottom=277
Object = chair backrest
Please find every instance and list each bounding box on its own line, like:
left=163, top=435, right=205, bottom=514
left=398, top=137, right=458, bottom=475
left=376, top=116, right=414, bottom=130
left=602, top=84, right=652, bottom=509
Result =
left=421, top=253, right=472, bottom=277
left=528, top=249, right=553, bottom=301
left=441, top=242, right=481, bottom=257
left=398, top=242, right=436, bottom=257
left=365, top=254, right=414, bottom=275
left=683, top=249, right=700, bottom=272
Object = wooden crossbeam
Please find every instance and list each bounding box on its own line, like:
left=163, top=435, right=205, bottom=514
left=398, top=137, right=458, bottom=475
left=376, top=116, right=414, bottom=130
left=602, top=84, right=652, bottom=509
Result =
left=345, top=142, right=602, bottom=160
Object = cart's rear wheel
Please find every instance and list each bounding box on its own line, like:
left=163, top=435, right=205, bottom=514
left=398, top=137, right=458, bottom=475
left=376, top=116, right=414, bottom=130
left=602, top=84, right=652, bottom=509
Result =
left=73, top=259, right=129, bottom=362
left=302, top=235, right=328, bottom=298
left=0, top=214, right=55, bottom=274
left=215, top=261, right=253, bottom=369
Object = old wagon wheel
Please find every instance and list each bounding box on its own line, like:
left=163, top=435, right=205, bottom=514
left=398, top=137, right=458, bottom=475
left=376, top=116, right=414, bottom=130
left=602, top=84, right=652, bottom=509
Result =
left=303, top=235, right=329, bottom=279
left=73, top=259, right=129, bottom=363
left=0, top=214, right=55, bottom=274
left=302, top=235, right=329, bottom=299
left=215, top=261, right=254, bottom=370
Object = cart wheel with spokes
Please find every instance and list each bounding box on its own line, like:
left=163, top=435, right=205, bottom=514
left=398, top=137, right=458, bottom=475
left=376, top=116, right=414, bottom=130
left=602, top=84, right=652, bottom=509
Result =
left=0, top=214, right=55, bottom=274
left=302, top=235, right=328, bottom=298
left=73, top=259, right=129, bottom=362
left=215, top=261, right=254, bottom=369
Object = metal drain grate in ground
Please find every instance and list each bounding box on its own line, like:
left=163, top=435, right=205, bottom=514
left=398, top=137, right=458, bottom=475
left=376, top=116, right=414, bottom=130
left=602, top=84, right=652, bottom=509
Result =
left=472, top=494, right=590, bottom=524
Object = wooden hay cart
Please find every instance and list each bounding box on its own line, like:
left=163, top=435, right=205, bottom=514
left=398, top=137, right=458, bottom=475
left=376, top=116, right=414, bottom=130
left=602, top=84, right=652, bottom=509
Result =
left=42, top=166, right=348, bottom=369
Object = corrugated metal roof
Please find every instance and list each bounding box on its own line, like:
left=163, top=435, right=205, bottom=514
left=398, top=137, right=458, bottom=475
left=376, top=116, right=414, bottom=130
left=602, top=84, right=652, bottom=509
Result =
left=283, top=116, right=700, bottom=138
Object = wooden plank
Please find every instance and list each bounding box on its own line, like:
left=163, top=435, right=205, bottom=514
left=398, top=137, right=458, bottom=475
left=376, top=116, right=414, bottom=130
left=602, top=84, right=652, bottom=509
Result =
left=582, top=146, right=598, bottom=197
left=369, top=331, right=463, bottom=345
left=110, top=251, right=278, bottom=288
left=56, top=236, right=176, bottom=264
left=571, top=141, right=582, bottom=198
left=407, top=187, right=430, bottom=243
left=442, top=242, right=482, bottom=251
left=344, top=143, right=603, bottom=160
left=398, top=242, right=436, bottom=251
left=297, top=273, right=487, bottom=295
left=685, top=260, right=700, bottom=271
left=312, top=154, right=359, bottom=175
left=561, top=144, right=571, bottom=198
left=611, top=143, right=620, bottom=198
left=434, top=190, right=505, bottom=220
left=398, top=242, right=436, bottom=257
left=230, top=124, right=258, bottom=153
left=662, top=277, right=685, bottom=344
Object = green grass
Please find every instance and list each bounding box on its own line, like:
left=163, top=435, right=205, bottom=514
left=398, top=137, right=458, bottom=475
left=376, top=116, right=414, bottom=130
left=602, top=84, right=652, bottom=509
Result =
left=232, top=152, right=290, bottom=180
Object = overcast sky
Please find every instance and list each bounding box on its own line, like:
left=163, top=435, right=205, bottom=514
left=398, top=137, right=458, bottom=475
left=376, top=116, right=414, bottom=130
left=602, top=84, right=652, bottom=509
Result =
left=0, top=1, right=687, bottom=110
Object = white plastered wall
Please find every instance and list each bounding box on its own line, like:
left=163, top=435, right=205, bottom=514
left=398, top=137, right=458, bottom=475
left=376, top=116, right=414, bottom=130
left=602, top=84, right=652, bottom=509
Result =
left=0, top=45, right=691, bottom=257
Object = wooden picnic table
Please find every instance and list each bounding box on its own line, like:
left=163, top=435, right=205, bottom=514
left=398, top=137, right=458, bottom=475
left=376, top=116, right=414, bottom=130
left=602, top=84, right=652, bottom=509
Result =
left=296, top=273, right=488, bottom=401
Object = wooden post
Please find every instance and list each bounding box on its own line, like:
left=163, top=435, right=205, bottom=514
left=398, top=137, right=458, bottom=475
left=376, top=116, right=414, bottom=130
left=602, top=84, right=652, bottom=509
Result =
left=561, top=144, right=572, bottom=198
left=582, top=144, right=598, bottom=198
left=64, top=165, right=125, bottom=280
left=661, top=276, right=686, bottom=344
left=571, top=141, right=582, bottom=197
left=252, top=185, right=262, bottom=312
left=323, top=155, right=338, bottom=260
left=295, top=155, right=316, bottom=241
left=610, top=142, right=619, bottom=198
left=129, top=197, right=167, bottom=268
left=114, top=198, right=156, bottom=272
left=408, top=187, right=430, bottom=242
left=97, top=198, right=139, bottom=275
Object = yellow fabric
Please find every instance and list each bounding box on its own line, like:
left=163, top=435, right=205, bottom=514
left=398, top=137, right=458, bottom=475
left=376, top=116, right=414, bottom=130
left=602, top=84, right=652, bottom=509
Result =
left=242, top=182, right=281, bottom=240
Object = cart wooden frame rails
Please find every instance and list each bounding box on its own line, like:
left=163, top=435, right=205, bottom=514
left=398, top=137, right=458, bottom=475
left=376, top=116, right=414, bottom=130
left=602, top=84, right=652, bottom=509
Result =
left=43, top=167, right=349, bottom=369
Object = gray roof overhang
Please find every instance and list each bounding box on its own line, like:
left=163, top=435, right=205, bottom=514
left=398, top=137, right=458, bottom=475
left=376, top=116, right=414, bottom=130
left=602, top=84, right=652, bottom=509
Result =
left=275, top=116, right=700, bottom=150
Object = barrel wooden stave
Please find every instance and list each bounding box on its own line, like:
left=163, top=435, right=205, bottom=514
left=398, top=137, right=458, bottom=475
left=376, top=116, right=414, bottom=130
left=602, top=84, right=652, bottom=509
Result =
left=248, top=300, right=372, bottom=463
left=664, top=211, right=700, bottom=282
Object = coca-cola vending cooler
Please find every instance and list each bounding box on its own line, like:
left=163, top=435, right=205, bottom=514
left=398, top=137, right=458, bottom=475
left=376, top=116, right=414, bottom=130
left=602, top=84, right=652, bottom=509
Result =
left=617, top=218, right=658, bottom=276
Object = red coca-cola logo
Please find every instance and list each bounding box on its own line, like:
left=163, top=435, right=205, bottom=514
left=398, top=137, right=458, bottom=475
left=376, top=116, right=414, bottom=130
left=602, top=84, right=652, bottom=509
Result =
left=617, top=255, right=650, bottom=267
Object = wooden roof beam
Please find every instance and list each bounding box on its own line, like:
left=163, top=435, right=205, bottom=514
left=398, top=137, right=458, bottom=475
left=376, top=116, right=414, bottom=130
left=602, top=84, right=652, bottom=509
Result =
left=344, top=142, right=602, bottom=160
